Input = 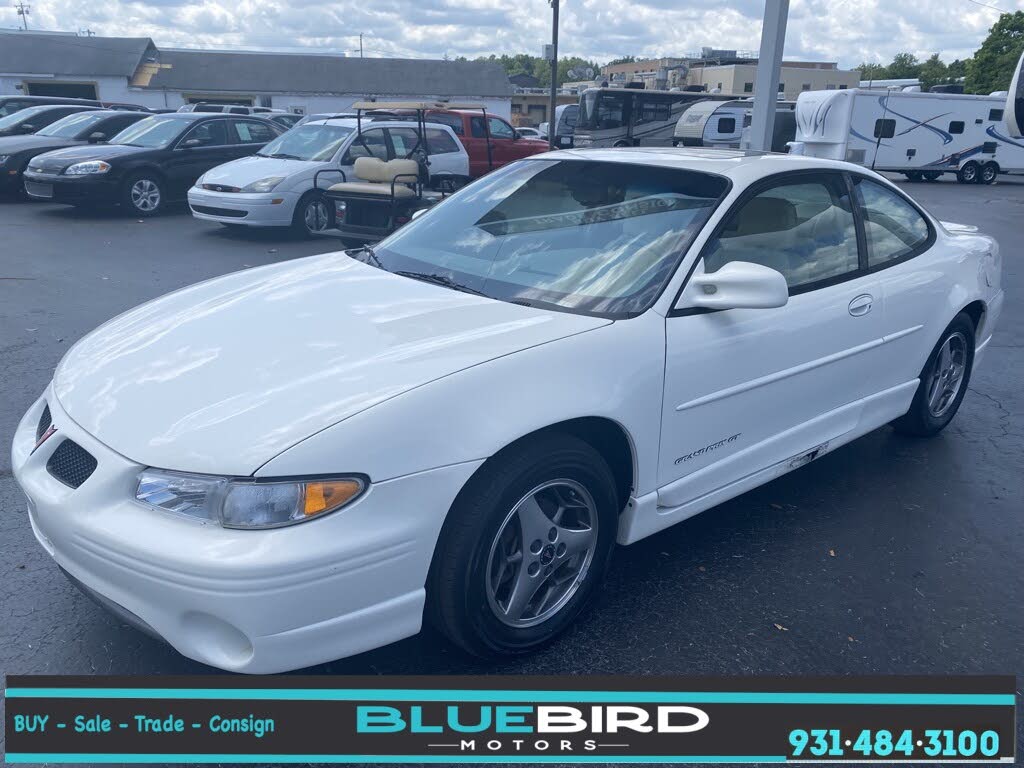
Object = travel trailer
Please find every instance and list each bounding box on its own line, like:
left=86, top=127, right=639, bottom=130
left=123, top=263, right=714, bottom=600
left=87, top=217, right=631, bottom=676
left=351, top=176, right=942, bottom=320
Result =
left=792, top=88, right=1024, bottom=183
left=673, top=99, right=795, bottom=150
left=1007, top=50, right=1023, bottom=138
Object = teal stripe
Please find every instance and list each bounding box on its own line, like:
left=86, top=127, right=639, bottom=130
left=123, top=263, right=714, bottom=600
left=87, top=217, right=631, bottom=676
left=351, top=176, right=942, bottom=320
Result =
left=2, top=688, right=1014, bottom=705
left=2, top=755, right=787, bottom=764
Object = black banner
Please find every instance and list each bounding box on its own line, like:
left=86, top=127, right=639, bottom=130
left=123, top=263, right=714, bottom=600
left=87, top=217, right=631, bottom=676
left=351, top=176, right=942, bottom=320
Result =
left=4, top=675, right=1016, bottom=763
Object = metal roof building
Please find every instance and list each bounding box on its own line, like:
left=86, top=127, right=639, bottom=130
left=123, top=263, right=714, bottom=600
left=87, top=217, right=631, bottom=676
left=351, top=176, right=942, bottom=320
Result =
left=0, top=31, right=514, bottom=116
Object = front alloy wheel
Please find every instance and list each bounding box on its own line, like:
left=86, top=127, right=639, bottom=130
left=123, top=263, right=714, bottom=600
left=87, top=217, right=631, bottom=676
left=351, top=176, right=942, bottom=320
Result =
left=486, top=479, right=599, bottom=627
left=293, top=192, right=331, bottom=237
left=428, top=433, right=618, bottom=657
left=128, top=177, right=162, bottom=215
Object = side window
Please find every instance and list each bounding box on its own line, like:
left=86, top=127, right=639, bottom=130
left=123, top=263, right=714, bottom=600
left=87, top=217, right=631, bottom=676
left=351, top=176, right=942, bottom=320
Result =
left=634, top=98, right=670, bottom=126
left=853, top=178, right=930, bottom=268
left=425, top=128, right=460, bottom=155
left=342, top=129, right=388, bottom=163
left=717, top=117, right=736, bottom=134
left=102, top=115, right=139, bottom=134
left=428, top=113, right=463, bottom=135
left=387, top=127, right=423, bottom=158
left=470, top=116, right=488, bottom=138
left=949, top=120, right=965, bottom=134
left=231, top=120, right=276, bottom=144
left=874, top=118, right=896, bottom=139
left=988, top=108, right=1004, bottom=121
left=488, top=117, right=515, bottom=139
left=181, top=120, right=229, bottom=147
left=703, top=175, right=860, bottom=292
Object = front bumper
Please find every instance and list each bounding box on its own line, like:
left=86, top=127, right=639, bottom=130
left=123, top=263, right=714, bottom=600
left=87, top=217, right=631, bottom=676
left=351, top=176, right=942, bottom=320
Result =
left=22, top=170, right=119, bottom=203
left=12, top=388, right=480, bottom=673
left=187, top=187, right=297, bottom=227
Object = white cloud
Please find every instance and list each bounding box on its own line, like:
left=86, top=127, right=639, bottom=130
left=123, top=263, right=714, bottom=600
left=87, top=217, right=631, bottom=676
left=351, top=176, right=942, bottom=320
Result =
left=2, top=0, right=1021, bottom=66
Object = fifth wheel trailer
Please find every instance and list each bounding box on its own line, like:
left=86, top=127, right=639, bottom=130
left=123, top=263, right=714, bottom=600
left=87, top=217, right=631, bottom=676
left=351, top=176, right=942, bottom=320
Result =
left=792, top=88, right=1024, bottom=183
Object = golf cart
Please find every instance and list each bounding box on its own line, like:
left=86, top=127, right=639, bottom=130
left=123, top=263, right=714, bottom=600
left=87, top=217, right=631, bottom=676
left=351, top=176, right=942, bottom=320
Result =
left=316, top=101, right=485, bottom=244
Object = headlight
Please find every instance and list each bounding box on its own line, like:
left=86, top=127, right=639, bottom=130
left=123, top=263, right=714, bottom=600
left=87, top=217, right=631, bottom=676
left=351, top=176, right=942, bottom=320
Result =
left=242, top=175, right=285, bottom=193
left=135, top=469, right=366, bottom=529
left=64, top=160, right=111, bottom=175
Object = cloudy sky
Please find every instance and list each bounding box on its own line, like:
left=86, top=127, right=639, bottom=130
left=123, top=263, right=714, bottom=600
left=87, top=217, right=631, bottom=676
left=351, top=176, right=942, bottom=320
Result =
left=2, top=0, right=1021, bottom=68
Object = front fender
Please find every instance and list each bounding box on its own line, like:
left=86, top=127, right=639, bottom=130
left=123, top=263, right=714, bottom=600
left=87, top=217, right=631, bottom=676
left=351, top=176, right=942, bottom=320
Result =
left=257, top=313, right=666, bottom=498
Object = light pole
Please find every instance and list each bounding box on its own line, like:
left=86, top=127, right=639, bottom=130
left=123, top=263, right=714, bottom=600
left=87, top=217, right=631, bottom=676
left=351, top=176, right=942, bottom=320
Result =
left=548, top=0, right=559, bottom=151
left=749, top=0, right=790, bottom=152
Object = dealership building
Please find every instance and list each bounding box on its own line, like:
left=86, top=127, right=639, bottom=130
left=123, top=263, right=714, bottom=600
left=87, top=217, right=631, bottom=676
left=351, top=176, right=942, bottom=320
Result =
left=0, top=30, right=514, bottom=116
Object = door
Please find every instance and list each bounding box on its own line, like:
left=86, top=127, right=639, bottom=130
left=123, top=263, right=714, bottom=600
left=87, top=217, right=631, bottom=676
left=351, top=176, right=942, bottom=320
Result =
left=228, top=118, right=278, bottom=160
left=469, top=115, right=519, bottom=172
left=658, top=171, right=889, bottom=508
left=388, top=127, right=466, bottom=181
left=166, top=119, right=231, bottom=195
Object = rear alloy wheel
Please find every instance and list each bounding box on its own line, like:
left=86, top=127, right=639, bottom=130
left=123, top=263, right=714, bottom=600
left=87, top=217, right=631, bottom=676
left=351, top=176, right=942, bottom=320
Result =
left=428, top=433, right=618, bottom=657
left=123, top=174, right=163, bottom=216
left=980, top=162, right=999, bottom=184
left=292, top=191, right=332, bottom=237
left=956, top=161, right=980, bottom=184
left=892, top=312, right=975, bottom=437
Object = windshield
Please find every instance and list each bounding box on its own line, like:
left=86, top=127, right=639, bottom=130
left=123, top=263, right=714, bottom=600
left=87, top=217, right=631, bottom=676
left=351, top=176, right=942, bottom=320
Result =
left=0, top=100, right=35, bottom=118
left=575, top=91, right=629, bottom=132
left=37, top=112, right=106, bottom=138
left=0, top=105, right=51, bottom=130
left=257, top=124, right=354, bottom=161
left=355, top=159, right=729, bottom=317
left=109, top=116, right=186, bottom=148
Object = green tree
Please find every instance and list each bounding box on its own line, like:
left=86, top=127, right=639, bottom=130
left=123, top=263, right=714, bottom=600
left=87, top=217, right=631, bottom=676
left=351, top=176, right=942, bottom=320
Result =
left=946, top=58, right=969, bottom=81
left=857, top=61, right=888, bottom=81
left=966, top=11, right=1024, bottom=94
left=918, top=53, right=950, bottom=91
left=887, top=52, right=921, bottom=79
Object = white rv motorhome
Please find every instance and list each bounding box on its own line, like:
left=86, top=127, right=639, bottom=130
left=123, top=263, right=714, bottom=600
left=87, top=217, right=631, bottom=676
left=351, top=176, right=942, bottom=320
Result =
left=793, top=88, right=1024, bottom=183
left=673, top=99, right=796, bottom=150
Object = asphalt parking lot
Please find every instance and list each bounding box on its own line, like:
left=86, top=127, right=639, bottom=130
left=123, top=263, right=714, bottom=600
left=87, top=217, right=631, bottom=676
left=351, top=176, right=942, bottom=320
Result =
left=1, top=179, right=1021, bottom=745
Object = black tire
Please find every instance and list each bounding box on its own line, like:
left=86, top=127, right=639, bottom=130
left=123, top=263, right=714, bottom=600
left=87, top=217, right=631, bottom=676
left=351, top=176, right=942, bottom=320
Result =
left=922, top=171, right=942, bottom=182
left=980, top=162, right=999, bottom=184
left=121, top=172, right=164, bottom=216
left=427, top=433, right=618, bottom=658
left=956, top=161, right=980, bottom=184
left=613, top=140, right=630, bottom=148
left=892, top=312, right=975, bottom=437
left=291, top=190, right=332, bottom=237
left=904, top=171, right=923, bottom=182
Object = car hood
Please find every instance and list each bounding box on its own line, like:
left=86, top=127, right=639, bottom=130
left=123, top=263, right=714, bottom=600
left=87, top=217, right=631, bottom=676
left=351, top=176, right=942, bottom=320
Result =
left=200, top=155, right=323, bottom=186
left=0, top=135, right=79, bottom=155
left=52, top=254, right=609, bottom=476
left=29, top=142, right=145, bottom=170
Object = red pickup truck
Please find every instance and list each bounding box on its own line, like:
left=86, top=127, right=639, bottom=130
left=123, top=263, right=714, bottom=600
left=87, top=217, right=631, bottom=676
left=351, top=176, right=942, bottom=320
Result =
left=423, top=109, right=550, bottom=178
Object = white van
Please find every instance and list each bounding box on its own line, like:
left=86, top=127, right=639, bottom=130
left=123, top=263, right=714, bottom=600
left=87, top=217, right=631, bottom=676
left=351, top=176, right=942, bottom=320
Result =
left=793, top=88, right=1024, bottom=183
left=187, top=118, right=469, bottom=236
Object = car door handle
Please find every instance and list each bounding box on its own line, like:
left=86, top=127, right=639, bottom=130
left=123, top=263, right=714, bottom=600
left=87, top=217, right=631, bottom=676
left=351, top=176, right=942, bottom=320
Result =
left=848, top=294, right=874, bottom=317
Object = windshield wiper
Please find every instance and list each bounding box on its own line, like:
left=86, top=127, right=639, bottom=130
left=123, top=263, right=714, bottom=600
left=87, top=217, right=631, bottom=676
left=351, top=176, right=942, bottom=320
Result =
left=349, top=245, right=382, bottom=267
left=394, top=270, right=487, bottom=296
left=267, top=152, right=302, bottom=160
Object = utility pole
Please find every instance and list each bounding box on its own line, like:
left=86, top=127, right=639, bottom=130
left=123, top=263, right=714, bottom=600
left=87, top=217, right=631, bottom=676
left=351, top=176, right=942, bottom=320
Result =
left=14, top=0, right=30, bottom=30
left=547, top=0, right=559, bottom=151
left=359, top=33, right=363, bottom=58
left=749, top=0, right=789, bottom=152
left=79, top=27, right=95, bottom=36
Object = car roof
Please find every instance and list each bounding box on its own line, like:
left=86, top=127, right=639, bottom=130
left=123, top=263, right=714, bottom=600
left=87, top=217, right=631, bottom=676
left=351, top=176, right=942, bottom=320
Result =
left=533, top=147, right=868, bottom=185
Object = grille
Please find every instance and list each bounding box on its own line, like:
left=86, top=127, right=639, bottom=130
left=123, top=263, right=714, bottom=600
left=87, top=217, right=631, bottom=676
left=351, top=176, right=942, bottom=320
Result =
left=24, top=180, right=54, bottom=199
left=36, top=403, right=52, bottom=442
left=46, top=439, right=98, bottom=489
left=190, top=204, right=247, bottom=218
left=201, top=183, right=241, bottom=193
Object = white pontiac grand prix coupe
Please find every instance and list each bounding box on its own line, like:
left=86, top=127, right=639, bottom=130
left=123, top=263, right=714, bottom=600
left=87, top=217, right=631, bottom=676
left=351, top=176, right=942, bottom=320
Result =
left=13, top=149, right=1003, bottom=673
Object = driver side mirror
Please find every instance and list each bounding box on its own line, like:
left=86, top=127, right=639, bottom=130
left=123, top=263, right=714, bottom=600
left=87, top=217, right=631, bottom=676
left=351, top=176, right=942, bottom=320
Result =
left=88, top=131, right=106, bottom=144
left=674, top=261, right=789, bottom=312
left=19, top=123, right=36, bottom=134
left=181, top=138, right=203, bottom=148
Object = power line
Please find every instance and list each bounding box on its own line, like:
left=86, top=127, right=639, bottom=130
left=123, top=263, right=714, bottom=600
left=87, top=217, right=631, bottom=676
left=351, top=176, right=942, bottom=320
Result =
left=964, top=0, right=1006, bottom=12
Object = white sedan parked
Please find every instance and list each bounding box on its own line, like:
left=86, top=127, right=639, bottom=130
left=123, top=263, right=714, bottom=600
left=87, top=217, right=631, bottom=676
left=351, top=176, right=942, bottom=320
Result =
left=186, top=118, right=469, bottom=236
left=13, top=149, right=1003, bottom=673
